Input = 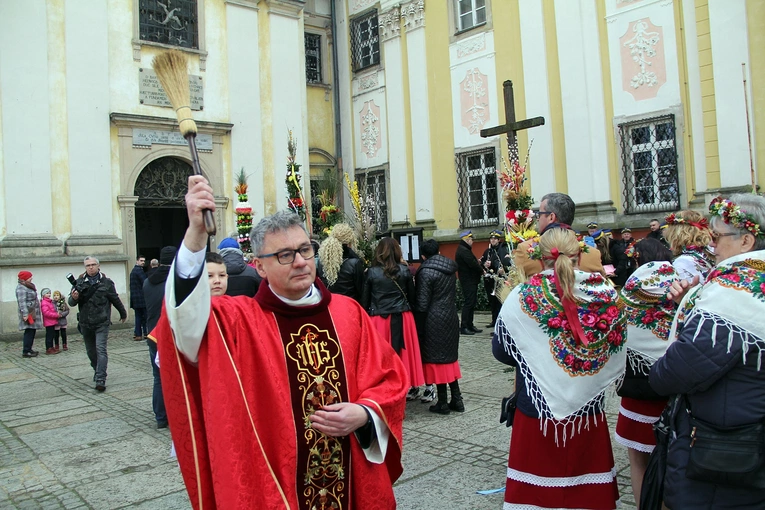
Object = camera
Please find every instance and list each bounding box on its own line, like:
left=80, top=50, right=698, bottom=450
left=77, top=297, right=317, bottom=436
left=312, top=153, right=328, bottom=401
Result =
left=66, top=273, right=77, bottom=287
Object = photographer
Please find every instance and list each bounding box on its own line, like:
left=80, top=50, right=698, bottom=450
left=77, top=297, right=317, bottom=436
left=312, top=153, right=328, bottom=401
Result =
left=68, top=256, right=127, bottom=392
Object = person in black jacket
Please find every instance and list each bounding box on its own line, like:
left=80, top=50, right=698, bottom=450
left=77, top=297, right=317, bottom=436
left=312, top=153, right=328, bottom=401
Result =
left=68, top=256, right=127, bottom=392
left=480, top=230, right=511, bottom=328
left=317, top=223, right=365, bottom=303
left=455, top=231, right=483, bottom=335
left=610, top=228, right=636, bottom=287
left=143, top=245, right=177, bottom=429
left=415, top=239, right=464, bottom=414
left=217, top=237, right=262, bottom=297
left=362, top=237, right=425, bottom=399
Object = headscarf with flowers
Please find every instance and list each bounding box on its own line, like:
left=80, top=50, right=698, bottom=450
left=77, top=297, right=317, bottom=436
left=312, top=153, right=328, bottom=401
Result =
left=619, top=262, right=679, bottom=375
left=668, top=250, right=765, bottom=368
left=497, top=270, right=627, bottom=443
left=672, top=245, right=715, bottom=281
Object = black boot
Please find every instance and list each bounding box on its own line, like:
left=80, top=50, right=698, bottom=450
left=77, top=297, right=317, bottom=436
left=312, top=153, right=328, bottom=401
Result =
left=448, top=380, right=465, bottom=412
left=429, top=384, right=451, bottom=415
left=469, top=325, right=483, bottom=334
left=460, top=327, right=474, bottom=336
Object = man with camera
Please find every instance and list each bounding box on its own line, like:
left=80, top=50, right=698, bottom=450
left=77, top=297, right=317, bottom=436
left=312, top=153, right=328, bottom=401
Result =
left=68, top=256, right=127, bottom=392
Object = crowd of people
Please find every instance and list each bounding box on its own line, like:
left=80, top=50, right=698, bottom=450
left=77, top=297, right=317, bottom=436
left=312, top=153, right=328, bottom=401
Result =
left=14, top=177, right=765, bottom=509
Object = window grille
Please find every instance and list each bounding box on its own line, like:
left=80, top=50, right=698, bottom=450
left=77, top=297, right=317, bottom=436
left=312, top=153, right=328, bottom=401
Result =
left=455, top=148, right=500, bottom=228
left=356, top=170, right=388, bottom=233
left=134, top=157, right=194, bottom=207
left=139, top=0, right=198, bottom=49
left=618, top=115, right=680, bottom=214
left=456, top=0, right=486, bottom=32
left=350, top=11, right=380, bottom=72
left=305, top=33, right=322, bottom=84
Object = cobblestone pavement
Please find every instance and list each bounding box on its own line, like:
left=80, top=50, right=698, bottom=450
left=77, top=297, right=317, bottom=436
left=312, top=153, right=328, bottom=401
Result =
left=0, top=313, right=637, bottom=509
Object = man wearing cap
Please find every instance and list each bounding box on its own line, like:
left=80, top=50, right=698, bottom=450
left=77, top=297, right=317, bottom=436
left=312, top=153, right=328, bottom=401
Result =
left=143, top=246, right=177, bottom=429
left=480, top=230, right=511, bottom=328
left=68, top=256, right=128, bottom=392
left=610, top=228, right=636, bottom=287
left=513, top=193, right=605, bottom=280
left=587, top=222, right=599, bottom=237
left=129, top=255, right=148, bottom=341
left=455, top=230, right=484, bottom=335
left=16, top=270, right=42, bottom=358
left=217, top=237, right=262, bottom=297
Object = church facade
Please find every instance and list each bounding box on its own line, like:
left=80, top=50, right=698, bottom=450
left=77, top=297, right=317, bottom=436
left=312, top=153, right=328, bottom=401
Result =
left=0, top=0, right=762, bottom=333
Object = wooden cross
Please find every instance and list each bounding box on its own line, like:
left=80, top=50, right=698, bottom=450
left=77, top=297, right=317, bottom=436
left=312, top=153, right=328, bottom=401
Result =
left=480, top=80, right=545, bottom=162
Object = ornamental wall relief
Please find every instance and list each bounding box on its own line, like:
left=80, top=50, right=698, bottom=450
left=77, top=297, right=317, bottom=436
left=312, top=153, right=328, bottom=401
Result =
left=620, top=18, right=666, bottom=100
left=460, top=68, right=489, bottom=135
left=359, top=100, right=382, bottom=158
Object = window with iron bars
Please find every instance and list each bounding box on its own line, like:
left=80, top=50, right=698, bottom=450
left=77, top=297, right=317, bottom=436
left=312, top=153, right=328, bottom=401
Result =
left=139, top=0, right=199, bottom=49
left=456, top=0, right=486, bottom=32
left=356, top=170, right=389, bottom=232
left=350, top=11, right=380, bottom=72
left=455, top=148, right=500, bottom=228
left=305, top=33, right=322, bottom=84
left=618, top=115, right=680, bottom=214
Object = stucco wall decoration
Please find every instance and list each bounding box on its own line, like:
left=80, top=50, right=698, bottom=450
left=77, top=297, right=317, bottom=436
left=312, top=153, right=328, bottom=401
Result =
left=460, top=68, right=489, bottom=134
left=621, top=18, right=667, bottom=100
left=359, top=100, right=382, bottom=158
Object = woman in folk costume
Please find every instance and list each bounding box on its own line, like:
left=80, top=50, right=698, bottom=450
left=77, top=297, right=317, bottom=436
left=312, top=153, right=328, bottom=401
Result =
left=649, top=194, right=765, bottom=509
left=663, top=209, right=715, bottom=281
left=362, top=237, right=425, bottom=394
left=614, top=237, right=678, bottom=504
left=493, top=227, right=627, bottom=510
left=317, top=223, right=365, bottom=304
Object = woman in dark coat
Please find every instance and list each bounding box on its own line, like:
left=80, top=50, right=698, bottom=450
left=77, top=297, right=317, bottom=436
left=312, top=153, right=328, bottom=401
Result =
left=415, top=239, right=463, bottom=414
left=362, top=237, right=425, bottom=391
left=650, top=194, right=765, bottom=509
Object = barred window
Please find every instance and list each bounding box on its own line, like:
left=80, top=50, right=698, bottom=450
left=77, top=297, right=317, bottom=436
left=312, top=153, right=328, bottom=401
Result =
left=456, top=0, right=486, bottom=32
left=357, top=170, right=388, bottom=233
left=456, top=148, right=500, bottom=228
left=139, top=0, right=198, bottom=49
left=350, top=11, right=380, bottom=72
left=305, top=33, right=322, bottom=84
left=618, top=115, right=680, bottom=214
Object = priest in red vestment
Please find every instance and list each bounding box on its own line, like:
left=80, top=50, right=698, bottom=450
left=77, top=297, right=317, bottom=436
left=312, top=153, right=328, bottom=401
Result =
left=154, top=175, right=408, bottom=510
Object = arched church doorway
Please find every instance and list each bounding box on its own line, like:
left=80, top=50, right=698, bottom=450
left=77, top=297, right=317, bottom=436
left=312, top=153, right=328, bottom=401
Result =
left=134, top=157, right=194, bottom=261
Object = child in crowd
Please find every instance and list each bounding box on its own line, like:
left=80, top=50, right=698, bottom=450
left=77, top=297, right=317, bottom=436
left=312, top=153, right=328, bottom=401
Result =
left=206, top=252, right=229, bottom=296
left=40, top=288, right=61, bottom=355
left=52, top=290, right=70, bottom=351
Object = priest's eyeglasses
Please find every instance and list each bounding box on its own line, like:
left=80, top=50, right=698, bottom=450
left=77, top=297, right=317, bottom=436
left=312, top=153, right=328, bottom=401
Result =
left=258, top=241, right=319, bottom=265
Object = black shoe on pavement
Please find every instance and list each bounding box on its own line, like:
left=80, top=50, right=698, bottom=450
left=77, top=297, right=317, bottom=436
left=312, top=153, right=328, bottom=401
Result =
left=448, top=398, right=465, bottom=413
left=157, top=421, right=169, bottom=429
left=22, top=351, right=39, bottom=358
left=95, top=381, right=106, bottom=392
left=469, top=326, right=483, bottom=334
left=429, top=401, right=451, bottom=415
left=460, top=327, right=474, bottom=336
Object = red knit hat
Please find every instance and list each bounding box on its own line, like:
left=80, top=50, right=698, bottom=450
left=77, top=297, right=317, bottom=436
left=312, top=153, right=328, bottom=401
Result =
left=18, top=270, right=33, bottom=281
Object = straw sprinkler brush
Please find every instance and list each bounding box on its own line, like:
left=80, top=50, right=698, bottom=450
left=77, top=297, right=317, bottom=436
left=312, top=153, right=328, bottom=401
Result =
left=152, top=50, right=216, bottom=236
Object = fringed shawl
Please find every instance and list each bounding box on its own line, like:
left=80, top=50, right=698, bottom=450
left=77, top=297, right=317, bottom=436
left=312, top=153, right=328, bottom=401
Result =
left=497, top=270, right=627, bottom=443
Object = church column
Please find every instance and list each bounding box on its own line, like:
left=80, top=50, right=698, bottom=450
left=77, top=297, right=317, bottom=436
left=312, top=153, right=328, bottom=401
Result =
left=379, top=4, right=409, bottom=225
left=554, top=0, right=613, bottom=217
left=117, top=195, right=139, bottom=263
left=402, top=0, right=434, bottom=225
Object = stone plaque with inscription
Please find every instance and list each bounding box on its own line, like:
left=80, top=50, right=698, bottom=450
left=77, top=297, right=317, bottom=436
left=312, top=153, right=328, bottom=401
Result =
left=133, top=129, right=213, bottom=152
left=139, top=69, right=204, bottom=110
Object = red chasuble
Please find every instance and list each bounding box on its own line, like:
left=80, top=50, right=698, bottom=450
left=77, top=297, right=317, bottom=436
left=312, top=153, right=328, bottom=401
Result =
left=153, top=279, right=407, bottom=510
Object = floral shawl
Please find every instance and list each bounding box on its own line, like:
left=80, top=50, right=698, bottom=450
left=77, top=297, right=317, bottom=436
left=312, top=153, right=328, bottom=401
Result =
left=619, top=262, right=679, bottom=375
left=497, top=270, right=627, bottom=443
left=668, top=250, right=765, bottom=368
left=672, top=246, right=714, bottom=281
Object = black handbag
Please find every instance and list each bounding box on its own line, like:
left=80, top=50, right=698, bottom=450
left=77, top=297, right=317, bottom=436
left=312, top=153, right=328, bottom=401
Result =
left=499, top=392, right=518, bottom=428
left=640, top=397, right=676, bottom=510
left=686, top=413, right=765, bottom=489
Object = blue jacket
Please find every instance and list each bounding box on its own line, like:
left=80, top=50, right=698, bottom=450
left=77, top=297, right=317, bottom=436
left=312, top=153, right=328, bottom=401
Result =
left=649, top=314, right=765, bottom=509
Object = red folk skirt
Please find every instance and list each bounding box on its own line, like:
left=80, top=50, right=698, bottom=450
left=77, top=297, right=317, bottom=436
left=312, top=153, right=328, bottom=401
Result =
left=614, top=397, right=668, bottom=453
left=423, top=361, right=462, bottom=385
left=504, top=411, right=620, bottom=510
left=370, top=311, right=425, bottom=387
